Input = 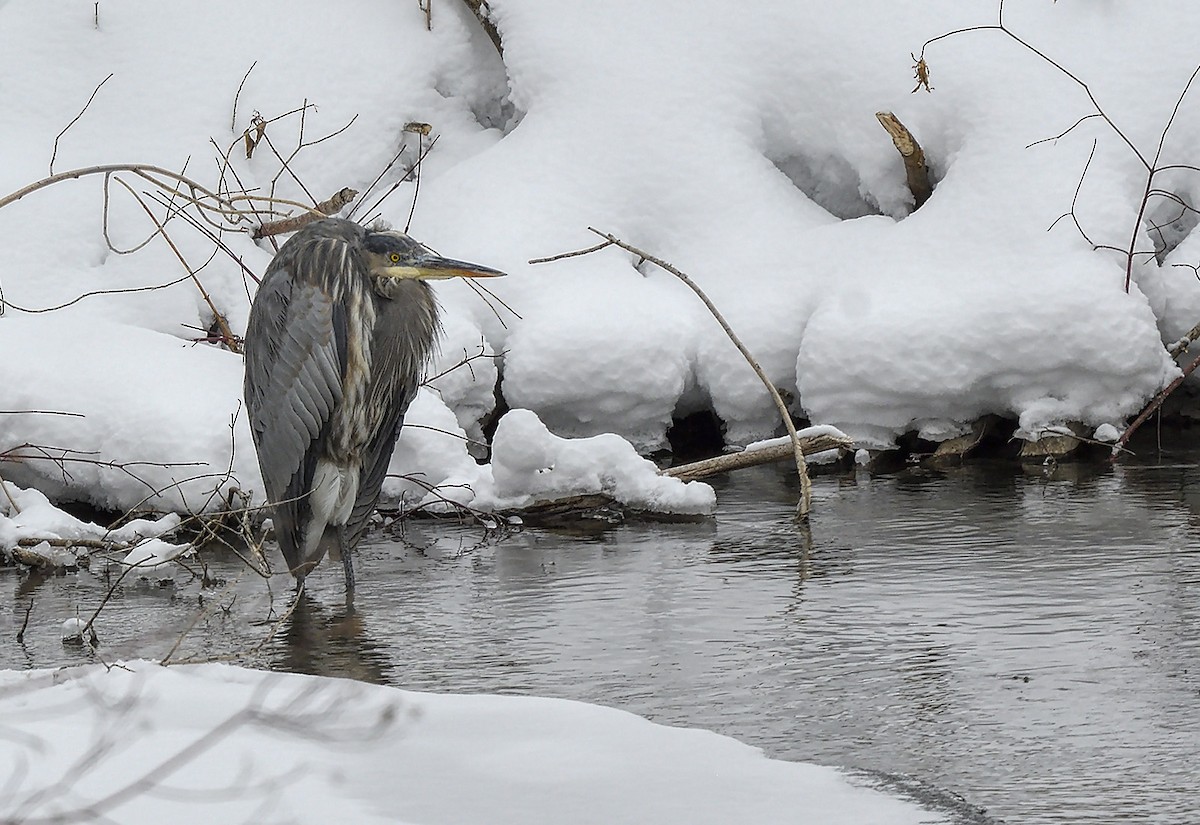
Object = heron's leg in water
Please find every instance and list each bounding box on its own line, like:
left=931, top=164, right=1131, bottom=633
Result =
left=339, top=525, right=356, bottom=599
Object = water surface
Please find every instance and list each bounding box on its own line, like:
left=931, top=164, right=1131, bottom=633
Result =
left=4, top=448, right=1200, bottom=824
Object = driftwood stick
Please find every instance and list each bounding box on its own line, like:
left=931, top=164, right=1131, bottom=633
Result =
left=253, top=187, right=358, bottom=239
left=584, top=228, right=815, bottom=520
left=663, top=434, right=852, bottom=483
left=876, top=111, right=933, bottom=208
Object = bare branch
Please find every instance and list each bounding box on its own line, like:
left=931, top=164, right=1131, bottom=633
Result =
left=529, top=239, right=614, bottom=264
left=109, top=177, right=240, bottom=352
left=231, top=61, right=257, bottom=132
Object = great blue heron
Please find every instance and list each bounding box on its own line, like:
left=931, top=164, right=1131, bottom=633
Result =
left=243, top=217, right=503, bottom=596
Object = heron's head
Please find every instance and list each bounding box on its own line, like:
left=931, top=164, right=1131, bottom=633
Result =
left=363, top=230, right=505, bottom=282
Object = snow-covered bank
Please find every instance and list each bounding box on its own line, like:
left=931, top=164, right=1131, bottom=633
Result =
left=2, top=1, right=1198, bottom=516
left=0, top=661, right=947, bottom=825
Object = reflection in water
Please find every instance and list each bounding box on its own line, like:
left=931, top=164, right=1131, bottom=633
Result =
left=274, top=595, right=392, bottom=685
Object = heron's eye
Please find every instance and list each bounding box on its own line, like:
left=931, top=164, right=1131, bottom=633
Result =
left=388, top=252, right=401, bottom=264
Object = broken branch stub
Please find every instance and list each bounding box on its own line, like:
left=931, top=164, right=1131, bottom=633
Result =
left=876, top=111, right=933, bottom=209
left=253, top=187, right=358, bottom=239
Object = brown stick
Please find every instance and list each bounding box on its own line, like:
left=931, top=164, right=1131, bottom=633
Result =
left=876, top=111, right=932, bottom=208
left=253, top=187, right=358, bottom=239
left=662, top=434, right=852, bottom=483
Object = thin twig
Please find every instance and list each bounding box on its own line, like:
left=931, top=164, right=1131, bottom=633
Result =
left=358, top=134, right=440, bottom=224
left=50, top=73, right=113, bottom=175
left=529, top=239, right=614, bottom=264
left=0, top=271, right=194, bottom=315
left=15, top=599, right=33, bottom=645
left=231, top=61, right=257, bottom=132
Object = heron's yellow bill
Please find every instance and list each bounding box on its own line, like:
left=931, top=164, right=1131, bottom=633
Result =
left=388, top=256, right=506, bottom=281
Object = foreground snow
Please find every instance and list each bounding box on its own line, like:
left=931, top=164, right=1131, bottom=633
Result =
left=1, top=1, right=1198, bottom=517
left=0, top=662, right=945, bottom=825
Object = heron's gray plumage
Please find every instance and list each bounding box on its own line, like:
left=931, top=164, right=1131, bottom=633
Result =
left=242, top=217, right=500, bottom=594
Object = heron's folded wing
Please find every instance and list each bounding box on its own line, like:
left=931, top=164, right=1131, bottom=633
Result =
left=243, top=271, right=347, bottom=560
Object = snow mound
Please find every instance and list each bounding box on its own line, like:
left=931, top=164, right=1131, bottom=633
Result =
left=467, top=408, right=715, bottom=516
left=0, top=661, right=947, bottom=825
left=0, top=479, right=186, bottom=563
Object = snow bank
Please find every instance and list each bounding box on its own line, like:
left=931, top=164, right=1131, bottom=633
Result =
left=1, top=1, right=1198, bottom=515
left=0, top=477, right=186, bottom=562
left=0, top=661, right=946, bottom=825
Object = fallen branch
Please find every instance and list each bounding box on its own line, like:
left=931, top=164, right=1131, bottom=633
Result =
left=662, top=432, right=853, bottom=483
left=875, top=111, right=932, bottom=209
left=9, top=544, right=85, bottom=570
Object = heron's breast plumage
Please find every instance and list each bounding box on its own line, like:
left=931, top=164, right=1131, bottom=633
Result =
left=327, top=280, right=378, bottom=462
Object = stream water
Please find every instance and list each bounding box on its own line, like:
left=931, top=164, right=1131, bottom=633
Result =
left=3, top=441, right=1200, bottom=824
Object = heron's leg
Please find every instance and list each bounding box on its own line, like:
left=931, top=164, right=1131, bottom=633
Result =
left=339, top=525, right=356, bottom=602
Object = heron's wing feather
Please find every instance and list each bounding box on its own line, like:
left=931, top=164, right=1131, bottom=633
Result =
left=344, top=401, right=408, bottom=551
left=244, top=258, right=348, bottom=568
